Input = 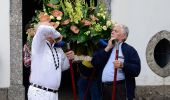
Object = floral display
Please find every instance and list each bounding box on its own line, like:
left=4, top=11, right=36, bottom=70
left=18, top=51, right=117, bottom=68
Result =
left=26, top=0, right=116, bottom=56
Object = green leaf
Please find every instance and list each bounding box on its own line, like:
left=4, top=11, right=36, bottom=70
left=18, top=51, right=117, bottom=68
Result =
left=70, top=35, right=78, bottom=42
left=77, top=34, right=88, bottom=43
left=49, top=0, right=58, bottom=4
left=60, top=0, right=68, bottom=16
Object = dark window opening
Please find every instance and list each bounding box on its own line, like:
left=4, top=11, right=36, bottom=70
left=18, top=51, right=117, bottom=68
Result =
left=154, top=38, right=170, bottom=68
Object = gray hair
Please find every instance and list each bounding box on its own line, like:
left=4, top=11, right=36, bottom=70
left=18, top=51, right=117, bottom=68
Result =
left=113, top=24, right=129, bottom=41
left=121, top=25, right=129, bottom=38
left=119, top=24, right=129, bottom=41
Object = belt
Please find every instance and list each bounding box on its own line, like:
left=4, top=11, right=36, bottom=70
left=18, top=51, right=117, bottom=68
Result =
left=103, top=80, right=125, bottom=86
left=30, top=83, right=58, bottom=93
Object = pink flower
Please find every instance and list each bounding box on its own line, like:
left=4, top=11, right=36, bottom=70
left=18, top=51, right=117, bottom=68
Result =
left=51, top=10, right=63, bottom=18
left=81, top=19, right=91, bottom=26
left=70, top=25, right=79, bottom=34
left=39, top=12, right=51, bottom=22
left=47, top=4, right=56, bottom=9
left=61, top=19, right=70, bottom=25
left=90, top=15, right=99, bottom=21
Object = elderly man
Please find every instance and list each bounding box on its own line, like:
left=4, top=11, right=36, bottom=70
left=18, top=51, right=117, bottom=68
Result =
left=27, top=23, right=74, bottom=100
left=91, top=24, right=141, bottom=100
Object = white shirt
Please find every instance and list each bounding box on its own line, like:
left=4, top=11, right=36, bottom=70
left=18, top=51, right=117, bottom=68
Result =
left=102, top=43, right=125, bottom=82
left=30, top=25, right=70, bottom=90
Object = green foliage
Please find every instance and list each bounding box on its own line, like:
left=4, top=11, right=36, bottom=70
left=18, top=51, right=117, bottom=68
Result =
left=49, top=0, right=58, bottom=4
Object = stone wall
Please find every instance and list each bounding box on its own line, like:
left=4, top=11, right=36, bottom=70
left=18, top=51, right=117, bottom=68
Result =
left=9, top=0, right=25, bottom=99
left=136, top=86, right=170, bottom=100
left=146, top=30, right=170, bottom=77
left=0, top=89, right=8, bottom=100
left=0, top=0, right=24, bottom=99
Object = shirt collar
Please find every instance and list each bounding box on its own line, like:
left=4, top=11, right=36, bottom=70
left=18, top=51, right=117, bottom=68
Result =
left=46, top=40, right=55, bottom=47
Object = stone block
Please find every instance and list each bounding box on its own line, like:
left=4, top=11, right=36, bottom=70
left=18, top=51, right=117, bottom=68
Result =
left=0, top=88, right=8, bottom=100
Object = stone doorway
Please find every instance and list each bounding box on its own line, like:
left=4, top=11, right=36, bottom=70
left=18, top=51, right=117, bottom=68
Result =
left=22, top=0, right=100, bottom=100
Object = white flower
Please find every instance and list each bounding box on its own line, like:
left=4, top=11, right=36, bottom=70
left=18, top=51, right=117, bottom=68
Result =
left=97, top=13, right=101, bottom=17
left=102, top=26, right=107, bottom=30
left=57, top=16, right=62, bottom=20
left=102, top=15, right=106, bottom=20
left=43, top=8, right=46, bottom=12
left=59, top=28, right=62, bottom=31
left=100, top=13, right=104, bottom=16
left=106, top=21, right=112, bottom=27
left=112, top=20, right=117, bottom=25
left=50, top=15, right=55, bottom=19
left=44, top=13, right=48, bottom=15
left=56, top=21, right=60, bottom=25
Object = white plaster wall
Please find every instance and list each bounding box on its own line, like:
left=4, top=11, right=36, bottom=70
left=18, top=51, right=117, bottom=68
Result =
left=111, top=0, right=170, bottom=86
left=0, top=0, right=10, bottom=87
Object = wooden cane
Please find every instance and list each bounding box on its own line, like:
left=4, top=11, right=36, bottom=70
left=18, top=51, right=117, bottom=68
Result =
left=67, top=43, right=77, bottom=100
left=112, top=42, right=119, bottom=100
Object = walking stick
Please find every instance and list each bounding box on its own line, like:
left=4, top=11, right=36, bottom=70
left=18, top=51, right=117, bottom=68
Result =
left=67, top=43, right=77, bottom=100
left=112, top=42, right=120, bottom=100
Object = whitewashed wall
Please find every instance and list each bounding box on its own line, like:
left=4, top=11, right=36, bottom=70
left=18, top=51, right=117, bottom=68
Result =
left=0, top=0, right=10, bottom=87
left=111, top=0, right=170, bottom=85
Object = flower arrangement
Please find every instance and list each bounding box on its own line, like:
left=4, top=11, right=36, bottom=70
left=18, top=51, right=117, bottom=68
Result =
left=26, top=0, right=116, bottom=56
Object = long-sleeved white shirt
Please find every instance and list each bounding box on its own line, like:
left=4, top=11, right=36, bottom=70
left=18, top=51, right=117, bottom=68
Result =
left=30, top=25, right=70, bottom=90
left=102, top=43, right=125, bottom=82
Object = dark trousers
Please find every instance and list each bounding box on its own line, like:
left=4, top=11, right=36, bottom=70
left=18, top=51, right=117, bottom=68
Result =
left=77, top=77, right=102, bottom=100
left=23, top=67, right=30, bottom=100
left=24, top=84, right=29, bottom=100
left=102, top=80, right=127, bottom=100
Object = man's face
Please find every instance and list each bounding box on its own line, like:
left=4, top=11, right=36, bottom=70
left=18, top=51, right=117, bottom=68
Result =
left=47, top=36, right=55, bottom=44
left=111, top=25, right=126, bottom=41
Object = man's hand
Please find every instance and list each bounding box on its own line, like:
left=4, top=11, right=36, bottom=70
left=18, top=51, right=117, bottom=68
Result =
left=113, top=60, right=123, bottom=68
left=55, top=35, right=63, bottom=43
left=104, top=38, right=114, bottom=52
left=66, top=50, right=75, bottom=60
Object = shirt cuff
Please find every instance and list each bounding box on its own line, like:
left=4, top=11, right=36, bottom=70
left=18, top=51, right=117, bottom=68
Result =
left=53, top=30, right=61, bottom=39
